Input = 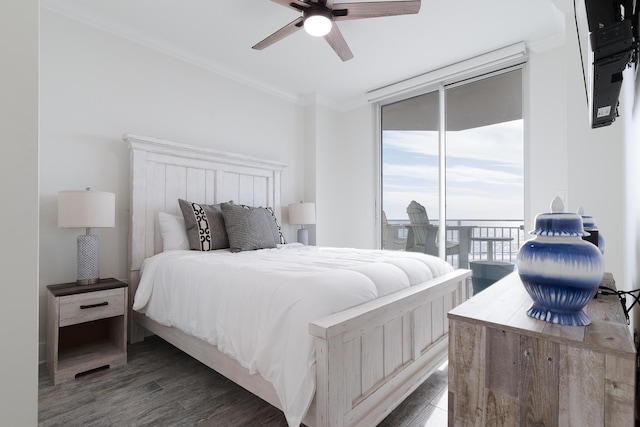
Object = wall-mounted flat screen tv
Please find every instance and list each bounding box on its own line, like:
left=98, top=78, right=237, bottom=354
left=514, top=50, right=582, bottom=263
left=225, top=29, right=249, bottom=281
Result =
left=576, top=0, right=638, bottom=128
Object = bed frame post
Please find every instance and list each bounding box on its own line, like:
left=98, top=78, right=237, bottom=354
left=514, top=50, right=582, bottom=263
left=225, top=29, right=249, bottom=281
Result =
left=315, top=335, right=345, bottom=427
left=128, top=272, right=145, bottom=343
left=127, top=135, right=148, bottom=344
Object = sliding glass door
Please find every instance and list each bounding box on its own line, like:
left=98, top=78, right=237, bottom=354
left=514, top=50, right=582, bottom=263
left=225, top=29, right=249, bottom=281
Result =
left=381, top=91, right=440, bottom=251
left=380, top=68, right=524, bottom=268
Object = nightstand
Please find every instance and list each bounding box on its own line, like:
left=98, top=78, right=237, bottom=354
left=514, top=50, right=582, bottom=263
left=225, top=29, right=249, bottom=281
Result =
left=46, top=278, right=128, bottom=385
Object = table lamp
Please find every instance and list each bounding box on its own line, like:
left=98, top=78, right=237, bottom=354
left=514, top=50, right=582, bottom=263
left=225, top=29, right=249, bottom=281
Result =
left=288, top=202, right=315, bottom=245
left=58, top=188, right=115, bottom=285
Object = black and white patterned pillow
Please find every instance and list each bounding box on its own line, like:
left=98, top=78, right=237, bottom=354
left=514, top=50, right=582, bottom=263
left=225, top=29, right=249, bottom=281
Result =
left=221, top=202, right=277, bottom=252
left=178, top=199, right=229, bottom=251
left=265, top=206, right=286, bottom=244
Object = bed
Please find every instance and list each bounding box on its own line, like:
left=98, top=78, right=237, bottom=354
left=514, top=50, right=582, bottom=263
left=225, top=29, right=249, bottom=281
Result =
left=124, top=133, right=472, bottom=427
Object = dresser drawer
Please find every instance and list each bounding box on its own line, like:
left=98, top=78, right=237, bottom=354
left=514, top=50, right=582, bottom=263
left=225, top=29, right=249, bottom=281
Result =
left=59, top=288, right=125, bottom=327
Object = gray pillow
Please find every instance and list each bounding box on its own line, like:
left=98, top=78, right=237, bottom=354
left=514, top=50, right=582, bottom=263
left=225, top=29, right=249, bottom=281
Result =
left=178, top=199, right=229, bottom=251
left=221, top=202, right=277, bottom=252
left=238, top=204, right=286, bottom=245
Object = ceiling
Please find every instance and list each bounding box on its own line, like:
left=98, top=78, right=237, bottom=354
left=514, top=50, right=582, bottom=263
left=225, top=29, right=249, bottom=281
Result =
left=41, top=0, right=566, bottom=110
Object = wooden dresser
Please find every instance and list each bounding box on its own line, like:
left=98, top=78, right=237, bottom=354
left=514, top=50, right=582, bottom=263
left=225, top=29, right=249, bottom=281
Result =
left=448, top=272, right=636, bottom=426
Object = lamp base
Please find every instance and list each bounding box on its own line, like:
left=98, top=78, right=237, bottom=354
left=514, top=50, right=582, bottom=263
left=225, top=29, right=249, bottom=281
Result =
left=77, top=234, right=100, bottom=285
left=77, top=277, right=100, bottom=285
left=297, top=228, right=309, bottom=245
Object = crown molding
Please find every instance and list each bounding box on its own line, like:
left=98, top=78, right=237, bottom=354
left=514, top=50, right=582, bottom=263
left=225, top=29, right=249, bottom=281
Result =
left=338, top=96, right=369, bottom=112
left=527, top=32, right=566, bottom=54
left=300, top=92, right=368, bottom=112
left=301, top=93, right=343, bottom=111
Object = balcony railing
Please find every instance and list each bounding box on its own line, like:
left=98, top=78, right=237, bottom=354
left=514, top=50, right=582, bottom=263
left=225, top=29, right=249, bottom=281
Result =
left=452, top=219, right=525, bottom=264
left=383, top=218, right=526, bottom=268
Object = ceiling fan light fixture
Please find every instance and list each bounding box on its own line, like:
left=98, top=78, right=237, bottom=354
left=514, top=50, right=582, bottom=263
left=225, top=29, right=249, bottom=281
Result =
left=304, top=9, right=332, bottom=37
left=254, top=0, right=421, bottom=61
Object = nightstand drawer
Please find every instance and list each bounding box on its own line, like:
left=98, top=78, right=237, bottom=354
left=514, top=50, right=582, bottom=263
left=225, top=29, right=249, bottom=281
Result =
left=59, top=288, right=125, bottom=327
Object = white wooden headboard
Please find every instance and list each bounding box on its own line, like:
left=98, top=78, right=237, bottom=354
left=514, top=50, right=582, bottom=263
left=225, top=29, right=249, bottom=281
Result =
left=124, top=133, right=286, bottom=339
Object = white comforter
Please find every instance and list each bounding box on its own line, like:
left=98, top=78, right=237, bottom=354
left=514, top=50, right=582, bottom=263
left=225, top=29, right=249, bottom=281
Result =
left=133, top=244, right=453, bottom=426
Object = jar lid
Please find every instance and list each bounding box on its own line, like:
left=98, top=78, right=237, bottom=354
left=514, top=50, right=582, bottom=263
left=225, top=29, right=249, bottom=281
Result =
left=577, top=206, right=597, bottom=230
left=531, top=197, right=589, bottom=237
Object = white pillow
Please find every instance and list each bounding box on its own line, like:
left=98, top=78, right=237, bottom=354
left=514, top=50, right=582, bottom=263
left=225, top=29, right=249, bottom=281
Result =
left=158, top=212, right=189, bottom=251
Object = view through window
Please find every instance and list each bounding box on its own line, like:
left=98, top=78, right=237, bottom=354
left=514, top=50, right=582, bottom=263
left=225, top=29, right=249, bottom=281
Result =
left=381, top=68, right=524, bottom=270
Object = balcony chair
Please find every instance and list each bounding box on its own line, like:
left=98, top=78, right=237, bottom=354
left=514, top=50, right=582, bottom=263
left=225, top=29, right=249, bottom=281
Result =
left=382, top=210, right=407, bottom=250
left=404, top=200, right=460, bottom=256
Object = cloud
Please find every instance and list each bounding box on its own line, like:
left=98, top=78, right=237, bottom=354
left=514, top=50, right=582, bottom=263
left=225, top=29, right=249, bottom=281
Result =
left=382, top=120, right=524, bottom=221
left=383, top=120, right=523, bottom=166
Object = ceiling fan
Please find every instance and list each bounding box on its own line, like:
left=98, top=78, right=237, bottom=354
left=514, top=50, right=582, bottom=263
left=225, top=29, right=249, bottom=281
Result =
left=252, top=0, right=421, bottom=61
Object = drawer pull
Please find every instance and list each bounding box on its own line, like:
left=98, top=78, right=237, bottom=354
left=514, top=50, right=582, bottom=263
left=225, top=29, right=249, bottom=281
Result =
left=80, top=301, right=109, bottom=310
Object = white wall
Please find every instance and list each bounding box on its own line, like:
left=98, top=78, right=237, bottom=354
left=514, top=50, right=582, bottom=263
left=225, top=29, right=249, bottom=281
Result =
left=305, top=102, right=376, bottom=249
left=39, top=10, right=305, bottom=356
left=0, top=0, right=39, bottom=424
left=562, top=11, right=628, bottom=291
left=526, top=41, right=569, bottom=228
left=336, top=105, right=377, bottom=248
left=314, top=103, right=343, bottom=246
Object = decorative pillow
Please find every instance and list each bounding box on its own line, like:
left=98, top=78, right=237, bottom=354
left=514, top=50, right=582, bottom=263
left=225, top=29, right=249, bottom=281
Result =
left=157, top=212, right=190, bottom=251
left=178, top=199, right=229, bottom=251
left=265, top=206, right=287, bottom=244
left=221, top=202, right=277, bottom=252
left=238, top=204, right=287, bottom=245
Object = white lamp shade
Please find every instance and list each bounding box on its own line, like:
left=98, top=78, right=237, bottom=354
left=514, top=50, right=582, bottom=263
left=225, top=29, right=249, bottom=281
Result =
left=58, top=190, right=115, bottom=228
left=289, top=202, right=316, bottom=225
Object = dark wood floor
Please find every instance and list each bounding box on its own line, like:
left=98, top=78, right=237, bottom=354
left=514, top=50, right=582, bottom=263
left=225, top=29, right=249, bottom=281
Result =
left=39, top=336, right=449, bottom=427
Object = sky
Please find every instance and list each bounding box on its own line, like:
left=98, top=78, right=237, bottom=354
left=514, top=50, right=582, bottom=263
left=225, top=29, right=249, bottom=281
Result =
left=382, top=119, right=524, bottom=222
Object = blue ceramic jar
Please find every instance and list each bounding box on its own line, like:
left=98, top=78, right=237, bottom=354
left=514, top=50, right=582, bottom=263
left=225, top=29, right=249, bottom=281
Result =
left=578, top=207, right=605, bottom=254
left=517, top=197, right=604, bottom=326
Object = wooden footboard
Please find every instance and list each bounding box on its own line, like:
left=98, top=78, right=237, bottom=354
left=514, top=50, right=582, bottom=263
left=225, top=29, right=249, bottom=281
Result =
left=309, top=269, right=472, bottom=427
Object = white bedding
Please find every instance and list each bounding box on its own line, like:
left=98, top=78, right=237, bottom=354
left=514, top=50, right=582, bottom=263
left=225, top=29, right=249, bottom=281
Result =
left=133, top=244, right=454, bottom=426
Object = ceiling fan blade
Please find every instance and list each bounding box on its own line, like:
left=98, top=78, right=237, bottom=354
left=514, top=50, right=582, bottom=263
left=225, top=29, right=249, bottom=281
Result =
left=252, top=17, right=304, bottom=50
left=333, top=1, right=421, bottom=20
left=270, top=0, right=311, bottom=12
left=324, top=24, right=354, bottom=61
left=319, top=0, right=335, bottom=7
